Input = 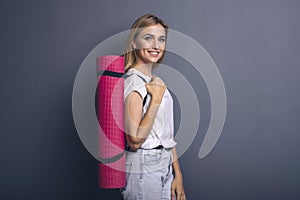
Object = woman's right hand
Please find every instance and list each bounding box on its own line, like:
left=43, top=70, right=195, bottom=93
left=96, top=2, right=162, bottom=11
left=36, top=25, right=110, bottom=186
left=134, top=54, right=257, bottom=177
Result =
left=145, top=76, right=166, bottom=104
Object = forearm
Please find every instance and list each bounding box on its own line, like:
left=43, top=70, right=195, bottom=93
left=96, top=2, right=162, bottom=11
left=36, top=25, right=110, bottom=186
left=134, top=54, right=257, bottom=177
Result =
left=171, top=147, right=186, bottom=200
left=172, top=147, right=183, bottom=177
left=125, top=98, right=161, bottom=150
left=137, top=100, right=160, bottom=137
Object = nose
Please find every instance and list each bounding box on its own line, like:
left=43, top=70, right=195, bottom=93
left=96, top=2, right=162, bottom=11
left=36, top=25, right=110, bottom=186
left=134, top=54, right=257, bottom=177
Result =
left=152, top=39, right=159, bottom=49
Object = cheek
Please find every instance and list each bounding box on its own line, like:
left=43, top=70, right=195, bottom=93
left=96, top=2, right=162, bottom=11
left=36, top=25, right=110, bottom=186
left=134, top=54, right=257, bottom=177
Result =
left=136, top=49, right=148, bottom=59
left=135, top=40, right=149, bottom=49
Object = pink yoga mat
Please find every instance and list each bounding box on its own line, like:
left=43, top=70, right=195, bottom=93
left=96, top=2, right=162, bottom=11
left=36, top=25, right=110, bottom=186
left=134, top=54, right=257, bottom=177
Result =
left=96, top=55, right=126, bottom=188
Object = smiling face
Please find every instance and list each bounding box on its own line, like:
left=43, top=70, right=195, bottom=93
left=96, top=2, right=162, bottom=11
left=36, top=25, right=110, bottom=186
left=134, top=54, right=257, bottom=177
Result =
left=132, top=24, right=166, bottom=65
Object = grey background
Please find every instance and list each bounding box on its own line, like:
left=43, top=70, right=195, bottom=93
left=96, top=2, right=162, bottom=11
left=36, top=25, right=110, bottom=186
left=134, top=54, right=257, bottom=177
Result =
left=1, top=0, right=299, bottom=199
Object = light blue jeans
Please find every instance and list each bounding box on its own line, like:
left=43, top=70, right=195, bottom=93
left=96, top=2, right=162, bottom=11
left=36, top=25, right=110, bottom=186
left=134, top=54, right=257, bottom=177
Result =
left=121, top=148, right=174, bottom=200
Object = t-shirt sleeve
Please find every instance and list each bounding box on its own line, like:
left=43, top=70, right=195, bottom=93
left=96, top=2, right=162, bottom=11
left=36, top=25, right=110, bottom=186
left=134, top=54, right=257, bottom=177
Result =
left=124, top=75, right=147, bottom=101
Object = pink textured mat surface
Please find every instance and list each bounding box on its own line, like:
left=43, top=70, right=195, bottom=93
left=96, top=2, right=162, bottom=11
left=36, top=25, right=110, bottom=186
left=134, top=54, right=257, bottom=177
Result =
left=96, top=55, right=125, bottom=188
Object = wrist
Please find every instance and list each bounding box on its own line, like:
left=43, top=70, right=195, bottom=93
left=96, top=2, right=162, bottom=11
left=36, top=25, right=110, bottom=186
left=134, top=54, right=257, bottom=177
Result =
left=150, top=97, right=162, bottom=104
left=174, top=170, right=183, bottom=178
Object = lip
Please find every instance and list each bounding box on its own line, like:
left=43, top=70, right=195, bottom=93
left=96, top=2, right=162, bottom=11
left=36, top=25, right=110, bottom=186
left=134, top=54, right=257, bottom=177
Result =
left=147, top=50, right=160, bottom=57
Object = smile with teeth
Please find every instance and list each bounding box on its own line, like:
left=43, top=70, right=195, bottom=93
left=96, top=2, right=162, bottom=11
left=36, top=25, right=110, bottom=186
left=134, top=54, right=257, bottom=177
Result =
left=148, top=51, right=160, bottom=56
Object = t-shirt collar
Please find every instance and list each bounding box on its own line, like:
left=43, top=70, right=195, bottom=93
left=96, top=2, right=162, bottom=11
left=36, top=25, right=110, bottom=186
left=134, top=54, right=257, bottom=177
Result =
left=128, top=68, right=152, bottom=83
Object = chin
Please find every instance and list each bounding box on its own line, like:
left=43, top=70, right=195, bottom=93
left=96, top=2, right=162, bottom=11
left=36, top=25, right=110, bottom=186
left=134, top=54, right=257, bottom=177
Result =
left=147, top=57, right=162, bottom=64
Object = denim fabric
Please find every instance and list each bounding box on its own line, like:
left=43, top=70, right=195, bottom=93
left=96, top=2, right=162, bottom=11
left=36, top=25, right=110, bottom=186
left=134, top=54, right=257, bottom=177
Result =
left=121, top=148, right=174, bottom=200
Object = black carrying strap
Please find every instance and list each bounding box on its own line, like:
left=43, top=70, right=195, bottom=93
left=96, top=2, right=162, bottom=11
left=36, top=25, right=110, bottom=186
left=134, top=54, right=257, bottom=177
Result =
left=99, top=151, right=125, bottom=164
left=123, top=73, right=149, bottom=152
left=97, top=70, right=148, bottom=163
left=97, top=69, right=126, bottom=164
left=97, top=70, right=124, bottom=78
left=124, top=73, right=149, bottom=106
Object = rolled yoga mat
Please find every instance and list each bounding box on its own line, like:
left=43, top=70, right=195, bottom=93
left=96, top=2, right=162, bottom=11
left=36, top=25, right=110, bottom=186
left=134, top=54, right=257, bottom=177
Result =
left=96, top=55, right=126, bottom=188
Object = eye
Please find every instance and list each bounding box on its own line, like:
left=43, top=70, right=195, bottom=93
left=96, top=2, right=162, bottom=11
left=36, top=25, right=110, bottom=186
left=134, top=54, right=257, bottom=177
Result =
left=158, top=37, right=166, bottom=42
left=144, top=36, right=152, bottom=41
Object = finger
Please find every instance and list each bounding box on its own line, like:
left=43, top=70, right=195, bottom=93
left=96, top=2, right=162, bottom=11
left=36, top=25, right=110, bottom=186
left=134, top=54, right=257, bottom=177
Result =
left=181, top=192, right=186, bottom=200
left=171, top=188, right=175, bottom=200
left=151, top=80, right=165, bottom=87
left=152, top=76, right=163, bottom=83
left=151, top=82, right=166, bottom=87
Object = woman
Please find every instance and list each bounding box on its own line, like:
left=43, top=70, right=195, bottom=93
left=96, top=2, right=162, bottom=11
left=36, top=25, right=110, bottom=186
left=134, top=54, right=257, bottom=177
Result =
left=122, top=14, right=186, bottom=200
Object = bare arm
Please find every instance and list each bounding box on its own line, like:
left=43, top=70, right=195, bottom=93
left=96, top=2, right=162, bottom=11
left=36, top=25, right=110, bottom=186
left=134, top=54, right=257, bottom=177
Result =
left=124, top=77, right=166, bottom=151
left=171, top=147, right=186, bottom=200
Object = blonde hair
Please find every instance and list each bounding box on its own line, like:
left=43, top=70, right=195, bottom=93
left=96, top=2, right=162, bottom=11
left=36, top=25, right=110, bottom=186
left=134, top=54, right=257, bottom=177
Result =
left=124, top=14, right=169, bottom=72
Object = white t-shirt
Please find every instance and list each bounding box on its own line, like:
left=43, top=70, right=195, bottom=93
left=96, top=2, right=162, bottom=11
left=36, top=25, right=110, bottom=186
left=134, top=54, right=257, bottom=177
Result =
left=124, top=68, right=177, bottom=149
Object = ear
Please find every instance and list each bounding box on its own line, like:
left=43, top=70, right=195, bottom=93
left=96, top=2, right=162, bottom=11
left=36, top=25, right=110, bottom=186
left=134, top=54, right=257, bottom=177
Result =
left=131, top=41, right=136, bottom=49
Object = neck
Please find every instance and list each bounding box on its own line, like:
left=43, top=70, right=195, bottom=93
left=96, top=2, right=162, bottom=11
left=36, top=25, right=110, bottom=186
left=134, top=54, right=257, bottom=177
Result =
left=132, top=63, right=154, bottom=78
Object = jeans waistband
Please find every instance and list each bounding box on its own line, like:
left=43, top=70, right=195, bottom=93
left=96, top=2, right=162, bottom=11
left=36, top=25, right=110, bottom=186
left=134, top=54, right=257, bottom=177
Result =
left=140, top=145, right=164, bottom=150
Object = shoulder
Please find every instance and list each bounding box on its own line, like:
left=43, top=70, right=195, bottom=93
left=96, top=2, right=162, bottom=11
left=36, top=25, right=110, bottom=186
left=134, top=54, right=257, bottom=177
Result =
left=124, top=74, right=147, bottom=100
left=125, top=74, right=145, bottom=88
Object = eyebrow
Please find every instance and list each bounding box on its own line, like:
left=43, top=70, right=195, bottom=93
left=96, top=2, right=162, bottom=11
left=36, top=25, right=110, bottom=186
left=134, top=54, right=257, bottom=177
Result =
left=143, top=34, right=166, bottom=38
